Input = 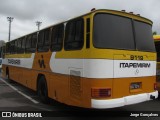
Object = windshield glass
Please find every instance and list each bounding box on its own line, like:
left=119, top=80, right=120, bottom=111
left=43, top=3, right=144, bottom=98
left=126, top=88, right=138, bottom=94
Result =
left=93, top=13, right=155, bottom=52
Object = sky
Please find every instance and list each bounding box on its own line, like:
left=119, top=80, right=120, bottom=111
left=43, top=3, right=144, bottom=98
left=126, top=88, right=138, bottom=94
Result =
left=0, top=0, right=160, bottom=42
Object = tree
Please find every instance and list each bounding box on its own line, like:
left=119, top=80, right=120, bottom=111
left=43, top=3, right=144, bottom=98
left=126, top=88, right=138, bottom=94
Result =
left=153, top=31, right=157, bottom=35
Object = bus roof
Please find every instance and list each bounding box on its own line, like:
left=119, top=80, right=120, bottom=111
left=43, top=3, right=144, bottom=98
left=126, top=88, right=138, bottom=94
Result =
left=43, top=9, right=153, bottom=30
left=8, top=9, right=153, bottom=43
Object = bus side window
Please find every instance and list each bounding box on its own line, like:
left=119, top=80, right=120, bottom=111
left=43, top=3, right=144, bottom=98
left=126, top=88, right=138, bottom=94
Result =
left=31, top=33, right=37, bottom=52
left=17, top=38, right=22, bottom=54
left=51, top=24, right=64, bottom=51
left=25, top=35, right=31, bottom=53
left=14, top=40, right=17, bottom=54
left=86, top=18, right=90, bottom=48
left=22, top=37, right=26, bottom=53
left=17, top=37, right=25, bottom=54
left=64, top=18, right=84, bottom=50
left=6, top=42, right=10, bottom=54
left=38, top=28, right=50, bottom=52
left=25, top=33, right=37, bottom=53
left=10, top=41, right=15, bottom=54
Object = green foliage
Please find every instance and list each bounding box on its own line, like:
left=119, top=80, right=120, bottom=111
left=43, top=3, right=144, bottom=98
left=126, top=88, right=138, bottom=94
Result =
left=153, top=31, right=157, bottom=35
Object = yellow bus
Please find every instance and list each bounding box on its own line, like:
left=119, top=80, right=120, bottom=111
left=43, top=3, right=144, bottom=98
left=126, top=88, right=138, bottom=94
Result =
left=154, top=35, right=160, bottom=92
left=2, top=9, right=158, bottom=109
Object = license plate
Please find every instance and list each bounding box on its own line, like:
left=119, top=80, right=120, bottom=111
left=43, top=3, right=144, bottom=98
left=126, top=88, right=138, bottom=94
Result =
left=130, top=82, right=141, bottom=90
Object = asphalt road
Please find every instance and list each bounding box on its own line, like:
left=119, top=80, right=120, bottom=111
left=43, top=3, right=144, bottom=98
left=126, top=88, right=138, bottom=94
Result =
left=1, top=74, right=160, bottom=118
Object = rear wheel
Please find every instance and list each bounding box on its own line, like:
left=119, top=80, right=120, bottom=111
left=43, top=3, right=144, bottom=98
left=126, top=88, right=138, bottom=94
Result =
left=37, top=76, right=49, bottom=104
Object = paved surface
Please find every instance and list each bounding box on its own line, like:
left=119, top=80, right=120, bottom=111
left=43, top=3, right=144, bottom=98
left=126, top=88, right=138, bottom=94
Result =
left=1, top=75, right=160, bottom=118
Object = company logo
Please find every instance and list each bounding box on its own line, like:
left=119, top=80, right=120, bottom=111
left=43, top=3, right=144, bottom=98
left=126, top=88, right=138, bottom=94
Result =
left=135, top=69, right=139, bottom=75
left=2, top=112, right=11, bottom=117
left=1, top=112, right=42, bottom=118
left=120, top=63, right=150, bottom=68
left=8, top=59, right=21, bottom=65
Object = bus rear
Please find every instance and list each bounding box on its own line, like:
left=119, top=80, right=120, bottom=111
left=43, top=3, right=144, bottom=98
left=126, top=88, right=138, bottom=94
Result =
left=88, top=10, right=158, bottom=108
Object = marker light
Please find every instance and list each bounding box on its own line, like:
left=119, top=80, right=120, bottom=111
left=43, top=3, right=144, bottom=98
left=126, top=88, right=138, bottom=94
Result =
left=91, top=8, right=96, bottom=11
left=129, top=12, right=134, bottom=14
left=154, top=83, right=157, bottom=90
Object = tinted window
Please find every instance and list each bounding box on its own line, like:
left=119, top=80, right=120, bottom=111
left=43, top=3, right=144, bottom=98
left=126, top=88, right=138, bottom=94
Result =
left=17, top=38, right=22, bottom=53
left=6, top=42, right=10, bottom=54
left=51, top=24, right=64, bottom=51
left=64, top=18, right=84, bottom=50
left=86, top=18, right=90, bottom=48
left=25, top=33, right=37, bottom=53
left=37, top=31, right=44, bottom=50
left=25, top=35, right=32, bottom=53
left=38, top=28, right=50, bottom=52
left=134, top=21, right=155, bottom=52
left=10, top=41, right=15, bottom=54
left=93, top=14, right=135, bottom=50
left=31, top=34, right=37, bottom=49
left=21, top=37, right=26, bottom=53
left=14, top=40, right=18, bottom=53
left=17, top=37, right=25, bottom=53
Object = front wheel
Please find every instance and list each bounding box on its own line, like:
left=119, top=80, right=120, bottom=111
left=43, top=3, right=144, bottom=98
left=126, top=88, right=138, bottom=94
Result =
left=37, top=76, right=49, bottom=104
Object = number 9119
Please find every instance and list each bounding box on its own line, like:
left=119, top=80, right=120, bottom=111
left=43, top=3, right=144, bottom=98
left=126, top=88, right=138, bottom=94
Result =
left=130, top=55, right=143, bottom=60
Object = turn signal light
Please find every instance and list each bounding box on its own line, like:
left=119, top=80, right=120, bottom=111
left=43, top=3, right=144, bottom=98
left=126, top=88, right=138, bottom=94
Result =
left=91, top=88, right=111, bottom=98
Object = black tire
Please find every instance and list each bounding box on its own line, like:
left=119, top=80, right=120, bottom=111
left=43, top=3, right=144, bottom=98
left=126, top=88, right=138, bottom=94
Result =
left=37, top=76, right=49, bottom=104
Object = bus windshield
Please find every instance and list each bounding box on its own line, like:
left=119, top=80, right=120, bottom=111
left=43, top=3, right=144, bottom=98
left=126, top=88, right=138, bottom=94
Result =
left=93, top=13, right=155, bottom=52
